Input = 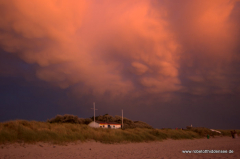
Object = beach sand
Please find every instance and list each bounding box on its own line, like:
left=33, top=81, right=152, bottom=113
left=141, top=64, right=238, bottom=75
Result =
left=0, top=137, right=239, bottom=159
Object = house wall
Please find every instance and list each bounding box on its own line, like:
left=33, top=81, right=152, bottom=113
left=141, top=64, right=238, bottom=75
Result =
left=114, top=125, right=121, bottom=129
left=99, top=124, right=121, bottom=129
left=99, top=124, right=107, bottom=128
left=88, top=122, right=121, bottom=129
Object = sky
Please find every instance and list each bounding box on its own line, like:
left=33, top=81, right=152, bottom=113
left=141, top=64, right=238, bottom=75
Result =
left=0, top=0, right=240, bottom=129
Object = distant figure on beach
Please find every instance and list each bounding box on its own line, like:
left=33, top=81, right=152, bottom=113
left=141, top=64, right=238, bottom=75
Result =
left=231, top=131, right=234, bottom=138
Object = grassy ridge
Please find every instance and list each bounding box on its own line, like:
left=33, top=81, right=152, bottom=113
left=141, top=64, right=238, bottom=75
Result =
left=0, top=120, right=200, bottom=144
left=0, top=120, right=239, bottom=144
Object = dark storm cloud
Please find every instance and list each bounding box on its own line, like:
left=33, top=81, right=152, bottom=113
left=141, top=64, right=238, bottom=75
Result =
left=0, top=0, right=240, bottom=129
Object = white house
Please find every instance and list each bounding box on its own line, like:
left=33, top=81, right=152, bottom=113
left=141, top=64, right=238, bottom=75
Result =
left=88, top=121, right=121, bottom=129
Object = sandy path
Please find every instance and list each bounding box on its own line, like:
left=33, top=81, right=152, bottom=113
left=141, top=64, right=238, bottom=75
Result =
left=0, top=137, right=239, bottom=159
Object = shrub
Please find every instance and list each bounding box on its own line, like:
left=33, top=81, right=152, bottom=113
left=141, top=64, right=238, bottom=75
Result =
left=47, top=114, right=87, bottom=124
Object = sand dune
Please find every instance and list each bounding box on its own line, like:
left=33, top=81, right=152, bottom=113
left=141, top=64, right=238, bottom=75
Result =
left=0, top=137, right=239, bottom=159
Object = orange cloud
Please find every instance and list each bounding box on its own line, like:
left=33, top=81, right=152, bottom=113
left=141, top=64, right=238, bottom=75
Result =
left=0, top=0, right=239, bottom=99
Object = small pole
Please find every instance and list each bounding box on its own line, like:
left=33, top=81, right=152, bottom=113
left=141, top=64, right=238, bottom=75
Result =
left=94, top=102, right=95, bottom=127
left=91, top=102, right=98, bottom=127
left=122, top=109, right=123, bottom=129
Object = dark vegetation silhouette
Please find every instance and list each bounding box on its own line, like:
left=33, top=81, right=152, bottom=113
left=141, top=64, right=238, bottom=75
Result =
left=47, top=114, right=92, bottom=125
left=90, top=114, right=153, bottom=129
left=48, top=114, right=153, bottom=129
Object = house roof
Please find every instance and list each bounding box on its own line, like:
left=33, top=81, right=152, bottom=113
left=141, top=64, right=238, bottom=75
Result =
left=95, top=121, right=121, bottom=125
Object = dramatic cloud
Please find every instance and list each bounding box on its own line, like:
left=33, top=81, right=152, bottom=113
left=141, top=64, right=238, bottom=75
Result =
left=162, top=0, right=240, bottom=95
left=0, top=0, right=240, bottom=100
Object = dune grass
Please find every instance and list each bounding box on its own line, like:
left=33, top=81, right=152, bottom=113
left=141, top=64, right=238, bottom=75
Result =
left=0, top=120, right=200, bottom=144
left=0, top=120, right=238, bottom=144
